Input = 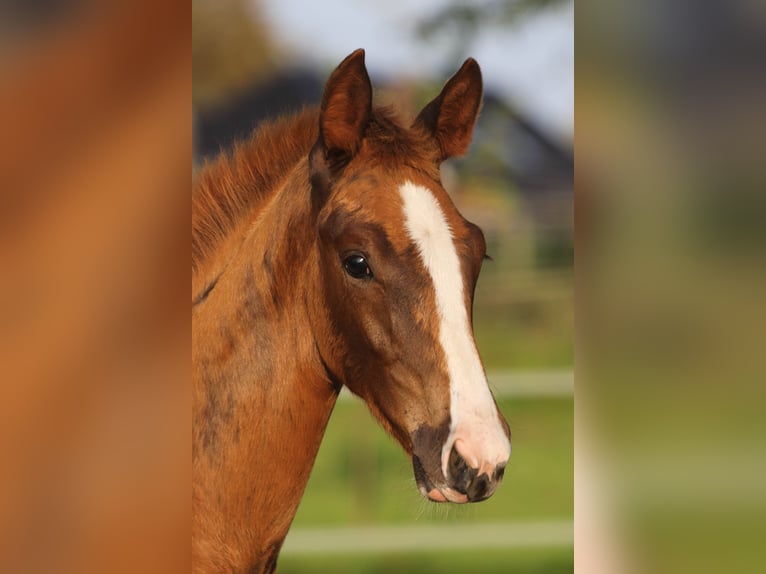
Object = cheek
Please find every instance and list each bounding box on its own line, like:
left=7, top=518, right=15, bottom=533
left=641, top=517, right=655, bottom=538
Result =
left=323, top=270, right=395, bottom=360
left=354, top=300, right=396, bottom=360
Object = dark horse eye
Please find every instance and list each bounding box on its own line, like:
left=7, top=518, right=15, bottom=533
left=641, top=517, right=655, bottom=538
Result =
left=343, top=254, right=373, bottom=279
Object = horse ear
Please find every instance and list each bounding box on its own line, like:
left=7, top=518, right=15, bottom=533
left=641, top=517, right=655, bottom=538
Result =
left=310, top=49, right=372, bottom=213
left=317, top=49, right=372, bottom=163
left=413, top=58, right=483, bottom=162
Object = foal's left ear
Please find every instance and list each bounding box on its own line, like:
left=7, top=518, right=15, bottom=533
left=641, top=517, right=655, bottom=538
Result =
left=413, top=58, right=483, bottom=162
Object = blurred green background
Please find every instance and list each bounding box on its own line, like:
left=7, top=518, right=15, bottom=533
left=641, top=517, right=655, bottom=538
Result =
left=281, top=394, right=573, bottom=573
left=193, top=1, right=573, bottom=571
left=575, top=2, right=766, bottom=573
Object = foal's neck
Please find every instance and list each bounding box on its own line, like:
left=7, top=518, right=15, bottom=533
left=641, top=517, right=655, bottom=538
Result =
left=192, top=165, right=339, bottom=573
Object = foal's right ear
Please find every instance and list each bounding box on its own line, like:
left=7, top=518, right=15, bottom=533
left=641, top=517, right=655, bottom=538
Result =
left=310, top=49, right=372, bottom=212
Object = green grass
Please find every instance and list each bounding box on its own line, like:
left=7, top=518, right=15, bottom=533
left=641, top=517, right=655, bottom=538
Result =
left=278, top=547, right=573, bottom=574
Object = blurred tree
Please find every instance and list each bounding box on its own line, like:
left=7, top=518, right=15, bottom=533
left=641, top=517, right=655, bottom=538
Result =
left=193, top=0, right=277, bottom=106
left=417, top=0, right=568, bottom=61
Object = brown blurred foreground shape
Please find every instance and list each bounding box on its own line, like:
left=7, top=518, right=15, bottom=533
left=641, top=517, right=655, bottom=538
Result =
left=0, top=2, right=190, bottom=573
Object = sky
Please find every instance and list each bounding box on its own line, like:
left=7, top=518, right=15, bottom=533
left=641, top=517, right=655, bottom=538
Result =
left=256, top=0, right=573, bottom=143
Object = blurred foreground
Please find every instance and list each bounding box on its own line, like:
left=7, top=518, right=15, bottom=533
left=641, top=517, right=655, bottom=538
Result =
left=1, top=2, right=189, bottom=573
left=577, top=1, right=766, bottom=573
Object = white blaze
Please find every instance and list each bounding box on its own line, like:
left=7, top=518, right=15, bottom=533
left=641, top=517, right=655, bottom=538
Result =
left=398, top=181, right=511, bottom=478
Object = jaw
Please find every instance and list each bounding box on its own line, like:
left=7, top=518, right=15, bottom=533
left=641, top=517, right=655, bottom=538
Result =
left=346, top=373, right=508, bottom=504
left=351, top=385, right=416, bottom=456
left=360, top=400, right=461, bottom=503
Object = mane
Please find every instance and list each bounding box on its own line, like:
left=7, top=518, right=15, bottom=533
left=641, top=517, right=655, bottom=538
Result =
left=192, top=108, right=320, bottom=274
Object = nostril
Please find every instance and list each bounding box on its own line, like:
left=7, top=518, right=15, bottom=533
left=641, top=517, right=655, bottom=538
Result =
left=448, top=444, right=507, bottom=501
left=448, top=444, right=467, bottom=476
left=466, top=473, right=490, bottom=501
left=448, top=444, right=475, bottom=494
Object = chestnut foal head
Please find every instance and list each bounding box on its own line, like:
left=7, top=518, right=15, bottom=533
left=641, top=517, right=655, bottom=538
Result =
left=309, top=50, right=511, bottom=503
left=193, top=50, right=512, bottom=573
